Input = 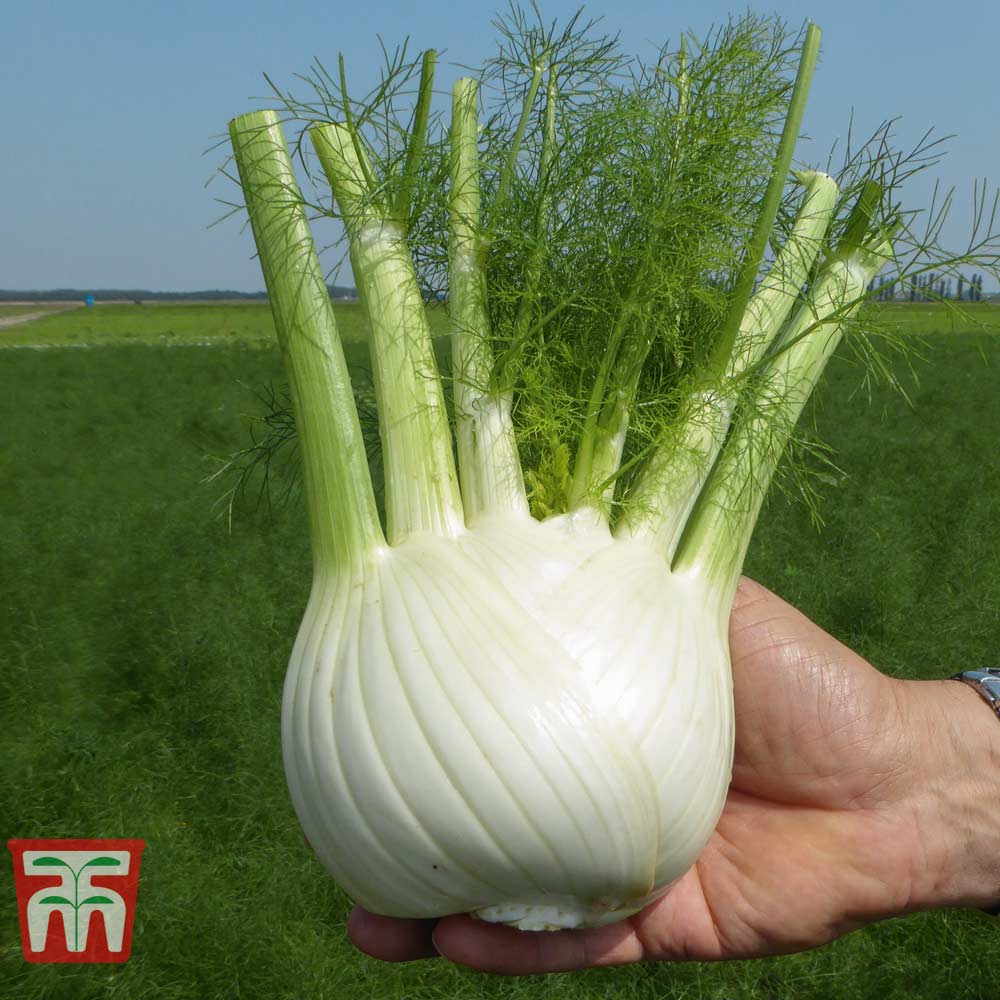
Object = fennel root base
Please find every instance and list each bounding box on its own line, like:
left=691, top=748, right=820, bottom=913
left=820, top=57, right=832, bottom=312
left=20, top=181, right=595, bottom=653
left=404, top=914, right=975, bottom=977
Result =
left=473, top=888, right=668, bottom=930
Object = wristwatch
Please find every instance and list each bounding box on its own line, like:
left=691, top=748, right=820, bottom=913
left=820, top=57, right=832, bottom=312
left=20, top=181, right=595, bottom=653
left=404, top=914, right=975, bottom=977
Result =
left=949, top=668, right=1000, bottom=915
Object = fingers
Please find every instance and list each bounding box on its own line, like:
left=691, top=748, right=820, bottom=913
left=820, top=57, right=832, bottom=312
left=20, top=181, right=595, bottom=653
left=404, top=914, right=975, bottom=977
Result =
left=347, top=907, right=644, bottom=973
left=349, top=872, right=723, bottom=972
left=347, top=908, right=440, bottom=962
left=346, top=907, right=648, bottom=973
left=430, top=915, right=644, bottom=975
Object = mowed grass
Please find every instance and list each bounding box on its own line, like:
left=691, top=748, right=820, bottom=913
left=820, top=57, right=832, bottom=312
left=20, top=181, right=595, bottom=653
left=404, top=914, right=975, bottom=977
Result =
left=0, top=300, right=451, bottom=347
left=0, top=303, right=84, bottom=320
left=1, top=305, right=999, bottom=999
left=876, top=299, right=1000, bottom=335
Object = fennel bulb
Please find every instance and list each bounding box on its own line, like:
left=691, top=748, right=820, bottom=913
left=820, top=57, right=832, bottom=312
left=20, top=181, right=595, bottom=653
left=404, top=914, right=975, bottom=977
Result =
left=226, top=12, right=980, bottom=930
left=286, top=511, right=732, bottom=930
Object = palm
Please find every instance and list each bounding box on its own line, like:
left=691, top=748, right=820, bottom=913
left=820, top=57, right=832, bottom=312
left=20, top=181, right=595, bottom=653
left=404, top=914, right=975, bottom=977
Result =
left=636, top=576, right=914, bottom=962
left=347, top=577, right=917, bottom=973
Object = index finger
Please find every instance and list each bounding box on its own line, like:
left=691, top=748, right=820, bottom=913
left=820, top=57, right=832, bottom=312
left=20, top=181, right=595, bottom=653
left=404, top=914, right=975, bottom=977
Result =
left=348, top=907, right=440, bottom=962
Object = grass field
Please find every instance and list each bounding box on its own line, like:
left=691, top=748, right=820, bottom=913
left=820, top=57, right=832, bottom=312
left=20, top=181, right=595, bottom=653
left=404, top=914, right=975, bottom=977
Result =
left=2, top=299, right=997, bottom=347
left=0, top=305, right=52, bottom=319
left=0, top=300, right=450, bottom=347
left=0, top=303, right=83, bottom=321
left=1, top=303, right=999, bottom=999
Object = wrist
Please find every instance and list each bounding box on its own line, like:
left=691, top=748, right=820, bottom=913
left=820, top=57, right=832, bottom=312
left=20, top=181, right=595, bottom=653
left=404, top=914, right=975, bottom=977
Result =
left=892, top=677, right=1000, bottom=913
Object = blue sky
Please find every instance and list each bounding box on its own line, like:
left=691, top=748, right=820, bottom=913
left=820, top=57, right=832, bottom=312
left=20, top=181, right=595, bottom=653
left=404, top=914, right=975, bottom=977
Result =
left=3, top=0, right=996, bottom=292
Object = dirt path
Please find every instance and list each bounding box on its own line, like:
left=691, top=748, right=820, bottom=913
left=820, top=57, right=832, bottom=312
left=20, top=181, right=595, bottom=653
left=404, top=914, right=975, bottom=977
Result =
left=0, top=304, right=83, bottom=330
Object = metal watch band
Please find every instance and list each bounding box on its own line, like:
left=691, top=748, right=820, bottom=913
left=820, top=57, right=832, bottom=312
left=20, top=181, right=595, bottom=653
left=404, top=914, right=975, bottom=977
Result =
left=950, top=668, right=1000, bottom=719
left=949, top=668, right=1000, bottom=916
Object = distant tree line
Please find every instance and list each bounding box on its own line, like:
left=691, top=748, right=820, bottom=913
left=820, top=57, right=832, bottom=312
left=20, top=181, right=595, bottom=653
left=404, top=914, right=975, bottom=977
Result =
left=867, top=273, right=986, bottom=302
left=0, top=286, right=357, bottom=303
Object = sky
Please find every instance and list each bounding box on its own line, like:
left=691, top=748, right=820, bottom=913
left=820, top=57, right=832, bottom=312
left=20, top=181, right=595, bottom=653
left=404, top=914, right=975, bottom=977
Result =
left=3, top=0, right=997, bottom=293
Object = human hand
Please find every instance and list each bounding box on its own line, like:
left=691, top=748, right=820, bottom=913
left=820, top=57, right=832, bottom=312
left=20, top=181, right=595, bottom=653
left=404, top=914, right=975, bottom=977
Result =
left=347, top=577, right=1000, bottom=973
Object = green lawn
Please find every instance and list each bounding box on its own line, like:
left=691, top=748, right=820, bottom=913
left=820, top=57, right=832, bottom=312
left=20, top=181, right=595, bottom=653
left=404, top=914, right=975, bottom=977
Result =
left=0, top=301, right=283, bottom=347
left=0, top=303, right=83, bottom=320
left=1, top=305, right=998, bottom=998
left=0, top=300, right=450, bottom=347
left=875, top=299, right=1000, bottom=335
left=0, top=305, right=46, bottom=319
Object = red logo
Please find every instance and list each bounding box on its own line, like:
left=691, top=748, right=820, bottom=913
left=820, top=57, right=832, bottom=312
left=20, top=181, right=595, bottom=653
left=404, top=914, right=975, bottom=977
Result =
left=7, top=839, right=145, bottom=963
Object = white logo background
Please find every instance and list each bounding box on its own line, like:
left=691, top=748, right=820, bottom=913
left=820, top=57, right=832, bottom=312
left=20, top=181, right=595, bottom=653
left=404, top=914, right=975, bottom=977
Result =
left=21, top=850, right=131, bottom=953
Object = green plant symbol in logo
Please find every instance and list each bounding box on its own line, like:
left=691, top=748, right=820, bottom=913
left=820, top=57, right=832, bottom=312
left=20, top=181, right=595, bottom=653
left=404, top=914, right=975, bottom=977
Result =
left=33, top=855, right=119, bottom=951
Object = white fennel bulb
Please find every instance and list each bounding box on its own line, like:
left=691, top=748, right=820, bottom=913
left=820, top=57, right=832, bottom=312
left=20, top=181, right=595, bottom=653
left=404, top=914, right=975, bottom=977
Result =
left=284, top=511, right=732, bottom=929
left=226, top=16, right=914, bottom=931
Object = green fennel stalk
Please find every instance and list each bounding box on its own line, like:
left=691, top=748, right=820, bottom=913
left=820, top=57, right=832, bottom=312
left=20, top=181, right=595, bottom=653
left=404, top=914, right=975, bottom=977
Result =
left=229, top=11, right=999, bottom=592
